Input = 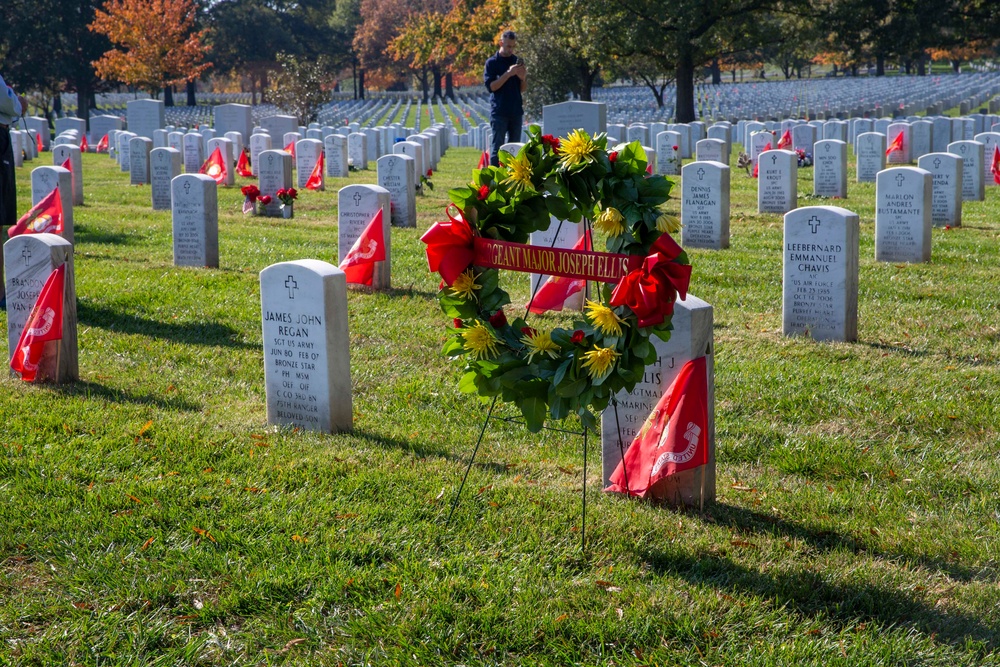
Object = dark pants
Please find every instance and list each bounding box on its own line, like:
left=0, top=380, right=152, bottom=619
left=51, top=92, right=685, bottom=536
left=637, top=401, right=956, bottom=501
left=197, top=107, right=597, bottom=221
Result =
left=0, top=126, right=14, bottom=228
left=490, top=114, right=523, bottom=166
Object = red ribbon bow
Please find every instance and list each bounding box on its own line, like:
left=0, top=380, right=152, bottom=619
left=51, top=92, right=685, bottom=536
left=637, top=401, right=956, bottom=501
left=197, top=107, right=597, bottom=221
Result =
left=420, top=204, right=476, bottom=286
left=609, top=234, right=692, bottom=328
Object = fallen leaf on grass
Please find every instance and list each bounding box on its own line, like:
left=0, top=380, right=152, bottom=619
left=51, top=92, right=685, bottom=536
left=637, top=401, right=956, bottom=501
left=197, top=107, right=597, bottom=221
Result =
left=394, top=583, right=402, bottom=599
left=244, top=487, right=267, bottom=494
left=72, top=602, right=93, bottom=610
left=140, top=537, right=155, bottom=551
left=138, top=420, right=153, bottom=436
left=554, top=613, right=568, bottom=623
left=283, top=638, right=307, bottom=650
left=291, top=534, right=308, bottom=543
left=335, top=513, right=358, bottom=520
left=730, top=539, right=757, bottom=548
left=192, top=527, right=216, bottom=543
left=595, top=580, right=622, bottom=592
left=128, top=495, right=142, bottom=504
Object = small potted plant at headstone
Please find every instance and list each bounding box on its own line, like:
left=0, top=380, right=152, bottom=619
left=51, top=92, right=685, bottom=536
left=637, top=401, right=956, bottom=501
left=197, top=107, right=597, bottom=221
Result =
left=241, top=184, right=261, bottom=215
left=276, top=187, right=297, bottom=218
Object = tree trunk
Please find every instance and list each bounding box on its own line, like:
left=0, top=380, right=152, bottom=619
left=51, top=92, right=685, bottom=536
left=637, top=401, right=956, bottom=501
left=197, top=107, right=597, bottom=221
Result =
left=358, top=69, right=365, bottom=100
left=260, top=70, right=269, bottom=104
left=711, top=58, right=721, bottom=85
left=53, top=94, right=62, bottom=116
left=445, top=72, right=454, bottom=99
left=186, top=80, right=196, bottom=106
left=675, top=45, right=696, bottom=123
left=876, top=54, right=885, bottom=76
left=578, top=65, right=596, bottom=101
left=164, top=86, right=174, bottom=107
left=420, top=67, right=429, bottom=103
left=951, top=59, right=961, bottom=73
left=904, top=59, right=911, bottom=75
left=352, top=58, right=358, bottom=99
left=432, top=65, right=442, bottom=99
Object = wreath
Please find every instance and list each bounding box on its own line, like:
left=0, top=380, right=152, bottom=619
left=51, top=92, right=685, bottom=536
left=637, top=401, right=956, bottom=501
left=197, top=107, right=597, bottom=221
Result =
left=422, top=125, right=692, bottom=432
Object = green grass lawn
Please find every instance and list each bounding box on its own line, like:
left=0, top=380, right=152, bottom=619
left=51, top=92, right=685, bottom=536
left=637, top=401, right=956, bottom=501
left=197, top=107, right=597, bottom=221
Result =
left=2, top=140, right=999, bottom=666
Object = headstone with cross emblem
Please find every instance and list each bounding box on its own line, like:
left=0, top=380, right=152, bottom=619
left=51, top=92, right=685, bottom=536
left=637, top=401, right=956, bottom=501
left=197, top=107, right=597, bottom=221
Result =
left=257, top=149, right=293, bottom=217
left=150, top=147, right=182, bottom=211
left=116, top=131, right=136, bottom=172
left=126, top=99, right=165, bottom=141
left=393, top=141, right=424, bottom=193
left=946, top=140, right=985, bottom=202
left=31, top=166, right=74, bottom=243
left=260, top=115, right=298, bottom=142
left=129, top=136, right=154, bottom=186
left=324, top=134, right=349, bottom=179
left=3, top=233, right=78, bottom=382
left=600, top=293, right=716, bottom=506
left=791, top=124, right=816, bottom=154
left=259, top=260, right=352, bottom=433
left=337, top=185, right=391, bottom=290
left=695, top=138, right=726, bottom=164
left=377, top=154, right=416, bottom=228
left=214, top=104, right=252, bottom=144
left=856, top=132, right=886, bottom=183
left=749, top=131, right=774, bottom=171
left=782, top=206, right=859, bottom=342
left=932, top=117, right=952, bottom=153
left=757, top=149, right=798, bottom=214
left=681, top=161, right=729, bottom=249
left=917, top=153, right=962, bottom=227
left=51, top=144, right=84, bottom=206
left=875, top=167, right=932, bottom=263
left=813, top=139, right=847, bottom=198
left=295, top=138, right=324, bottom=190
left=170, top=174, right=219, bottom=268
left=249, top=133, right=271, bottom=177
left=348, top=133, right=368, bottom=170
left=972, top=132, right=1000, bottom=186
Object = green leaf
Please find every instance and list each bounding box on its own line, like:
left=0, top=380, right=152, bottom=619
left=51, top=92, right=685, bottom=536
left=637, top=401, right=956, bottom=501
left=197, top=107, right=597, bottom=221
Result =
left=553, top=358, right=572, bottom=387
left=520, top=396, right=547, bottom=433
left=556, top=378, right=586, bottom=397
left=458, top=371, right=478, bottom=393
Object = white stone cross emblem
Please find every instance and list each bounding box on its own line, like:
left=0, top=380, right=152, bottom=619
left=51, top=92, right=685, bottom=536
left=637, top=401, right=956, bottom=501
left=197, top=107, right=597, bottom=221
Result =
left=895, top=173, right=906, bottom=187
left=353, top=191, right=363, bottom=206
left=21, top=246, right=32, bottom=266
left=696, top=167, right=705, bottom=180
left=184, top=180, right=191, bottom=194
left=285, top=275, right=298, bottom=299
left=933, top=157, right=941, bottom=169
left=808, top=216, right=822, bottom=234
left=771, top=154, right=778, bottom=165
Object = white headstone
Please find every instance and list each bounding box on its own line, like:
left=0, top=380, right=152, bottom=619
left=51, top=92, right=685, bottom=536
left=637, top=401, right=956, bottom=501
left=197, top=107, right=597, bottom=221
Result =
left=30, top=166, right=73, bottom=243
left=348, top=133, right=368, bottom=170
left=910, top=120, right=933, bottom=160
left=257, top=150, right=293, bottom=217
left=3, top=233, right=78, bottom=382
left=812, top=140, right=847, bottom=198
left=337, top=185, right=391, bottom=290
left=295, top=138, right=324, bottom=190
left=695, top=138, right=726, bottom=164
left=917, top=153, right=962, bottom=227
left=324, top=134, right=349, bottom=179
left=89, top=115, right=123, bottom=145
left=150, top=147, right=182, bottom=211
left=26, top=117, right=49, bottom=151
left=681, top=161, right=729, bottom=250
left=224, top=131, right=244, bottom=164
left=51, top=144, right=83, bottom=205
left=260, top=260, right=352, bottom=433
left=116, top=131, right=135, bottom=172
left=757, top=150, right=798, bottom=214
left=782, top=206, right=859, bottom=342
left=542, top=101, right=607, bottom=141
left=656, top=131, right=682, bottom=175
left=249, top=133, right=272, bottom=177
left=214, top=104, right=253, bottom=144
left=973, top=132, right=1000, bottom=186
left=600, top=294, right=715, bottom=505
left=791, top=124, right=816, bottom=154
left=170, top=174, right=219, bottom=268
left=932, top=117, right=952, bottom=153
left=947, top=140, right=985, bottom=202
left=393, top=141, right=423, bottom=192
left=126, top=99, right=165, bottom=140
left=875, top=167, right=932, bottom=263
left=259, top=115, right=298, bottom=141
left=183, top=133, right=203, bottom=174
left=377, top=154, right=416, bottom=228
left=855, top=132, right=886, bottom=183
left=167, top=131, right=184, bottom=154
left=129, top=136, right=153, bottom=186
left=886, top=122, right=911, bottom=164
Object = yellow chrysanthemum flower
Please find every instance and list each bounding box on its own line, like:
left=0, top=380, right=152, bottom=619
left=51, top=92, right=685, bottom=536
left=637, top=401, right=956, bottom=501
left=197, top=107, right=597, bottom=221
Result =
left=559, top=129, right=599, bottom=169
left=500, top=151, right=534, bottom=192
left=585, top=300, right=625, bottom=336
left=656, top=213, right=682, bottom=233
left=520, top=329, right=560, bottom=363
left=450, top=269, right=481, bottom=301
left=582, top=346, right=620, bottom=379
left=462, top=322, right=500, bottom=360
left=595, top=207, right=625, bottom=237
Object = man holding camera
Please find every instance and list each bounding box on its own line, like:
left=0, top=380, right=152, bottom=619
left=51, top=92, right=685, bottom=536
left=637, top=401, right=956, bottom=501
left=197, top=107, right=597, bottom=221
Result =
left=483, top=30, right=527, bottom=167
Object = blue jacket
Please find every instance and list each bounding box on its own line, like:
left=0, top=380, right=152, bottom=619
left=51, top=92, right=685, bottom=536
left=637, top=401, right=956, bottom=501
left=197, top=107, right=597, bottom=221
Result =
left=484, top=52, right=522, bottom=118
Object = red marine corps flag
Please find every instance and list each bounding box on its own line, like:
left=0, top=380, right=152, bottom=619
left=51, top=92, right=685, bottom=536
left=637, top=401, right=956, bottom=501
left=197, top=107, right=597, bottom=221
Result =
left=886, top=131, right=904, bottom=157
left=339, top=209, right=385, bottom=286
left=527, top=231, right=592, bottom=313
left=199, top=146, right=227, bottom=184
left=284, top=141, right=296, bottom=160
left=777, top=129, right=792, bottom=150
left=236, top=147, right=253, bottom=177
left=477, top=151, right=489, bottom=169
left=96, top=134, right=109, bottom=153
left=10, top=264, right=66, bottom=383
left=606, top=357, right=710, bottom=500
left=991, top=145, right=1000, bottom=185
left=80, top=134, right=89, bottom=153
left=305, top=151, right=324, bottom=190
left=8, top=188, right=64, bottom=237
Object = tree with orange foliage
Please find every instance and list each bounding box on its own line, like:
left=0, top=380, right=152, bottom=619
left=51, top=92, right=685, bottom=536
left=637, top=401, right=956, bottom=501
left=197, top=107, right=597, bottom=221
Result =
left=89, top=0, right=211, bottom=97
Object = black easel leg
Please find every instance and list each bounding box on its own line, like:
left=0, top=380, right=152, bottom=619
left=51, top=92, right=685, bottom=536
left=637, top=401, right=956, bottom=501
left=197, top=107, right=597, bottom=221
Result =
left=581, top=426, right=587, bottom=554
left=612, top=399, right=631, bottom=495
left=446, top=396, right=498, bottom=527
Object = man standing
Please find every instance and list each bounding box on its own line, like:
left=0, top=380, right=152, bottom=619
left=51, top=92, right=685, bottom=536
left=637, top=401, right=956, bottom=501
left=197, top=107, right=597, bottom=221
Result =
left=483, top=30, right=526, bottom=167
left=1, top=73, right=26, bottom=309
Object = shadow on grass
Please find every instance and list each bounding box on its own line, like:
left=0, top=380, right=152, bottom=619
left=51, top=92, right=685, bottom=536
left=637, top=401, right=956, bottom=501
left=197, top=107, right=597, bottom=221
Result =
left=642, top=544, right=997, bottom=652
left=701, top=503, right=991, bottom=585
left=350, top=427, right=513, bottom=475
left=864, top=341, right=930, bottom=358
left=50, top=380, right=201, bottom=411
left=73, top=224, right=134, bottom=246
left=78, top=301, right=254, bottom=349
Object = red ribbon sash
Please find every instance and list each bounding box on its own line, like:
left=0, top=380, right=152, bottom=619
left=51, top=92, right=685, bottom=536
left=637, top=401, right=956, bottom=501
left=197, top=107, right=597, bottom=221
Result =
left=472, top=237, right=641, bottom=284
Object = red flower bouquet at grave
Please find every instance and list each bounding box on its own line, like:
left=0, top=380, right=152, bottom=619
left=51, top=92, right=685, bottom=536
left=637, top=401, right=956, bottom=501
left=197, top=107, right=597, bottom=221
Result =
left=276, top=188, right=298, bottom=208
left=241, top=184, right=261, bottom=215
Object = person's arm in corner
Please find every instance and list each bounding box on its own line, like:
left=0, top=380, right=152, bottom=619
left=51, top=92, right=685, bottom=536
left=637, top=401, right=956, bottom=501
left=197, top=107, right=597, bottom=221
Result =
left=0, top=74, right=23, bottom=120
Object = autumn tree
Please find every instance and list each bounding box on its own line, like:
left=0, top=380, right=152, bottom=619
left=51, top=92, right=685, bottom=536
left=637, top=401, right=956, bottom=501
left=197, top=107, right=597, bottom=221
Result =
left=268, top=53, right=335, bottom=123
left=89, top=0, right=211, bottom=97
